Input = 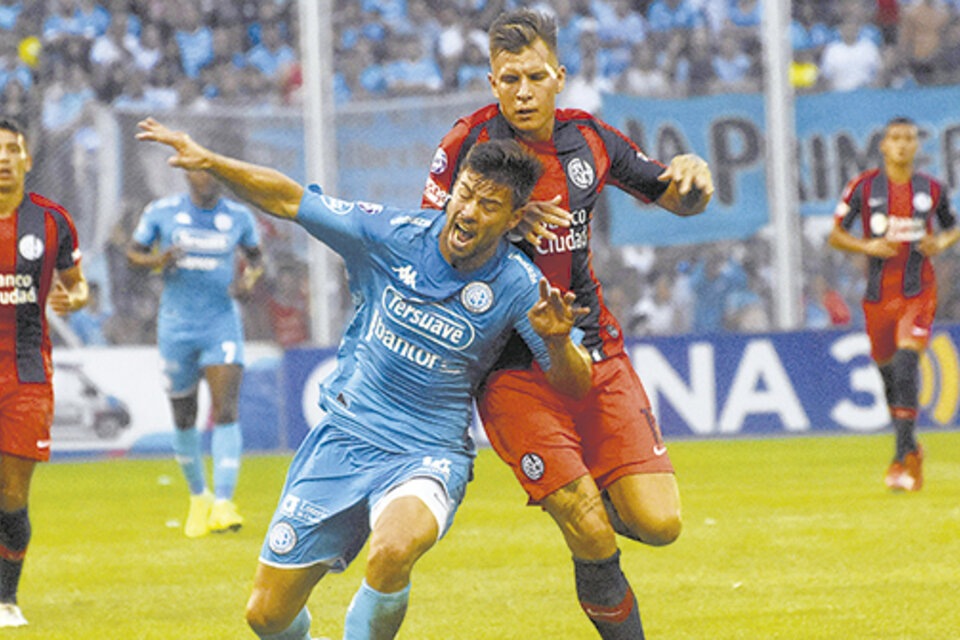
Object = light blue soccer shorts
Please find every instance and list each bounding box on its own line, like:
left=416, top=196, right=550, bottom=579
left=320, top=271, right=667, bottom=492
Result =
left=258, top=418, right=473, bottom=572
left=158, top=310, right=245, bottom=396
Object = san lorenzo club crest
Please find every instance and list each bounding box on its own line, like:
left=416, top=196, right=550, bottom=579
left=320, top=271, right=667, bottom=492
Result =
left=521, top=453, right=544, bottom=481
left=461, top=281, right=493, bottom=313
left=18, top=234, right=44, bottom=260
left=566, top=157, right=595, bottom=190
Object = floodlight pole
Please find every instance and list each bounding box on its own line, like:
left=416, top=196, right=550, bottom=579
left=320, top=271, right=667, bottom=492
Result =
left=298, top=0, right=339, bottom=346
left=762, top=0, right=803, bottom=329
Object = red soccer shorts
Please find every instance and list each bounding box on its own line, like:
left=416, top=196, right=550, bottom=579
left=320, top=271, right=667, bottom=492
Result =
left=862, top=286, right=937, bottom=364
left=478, top=353, right=674, bottom=504
left=0, top=377, right=54, bottom=462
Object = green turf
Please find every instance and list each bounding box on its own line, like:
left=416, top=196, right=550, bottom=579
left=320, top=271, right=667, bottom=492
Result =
left=17, top=430, right=960, bottom=639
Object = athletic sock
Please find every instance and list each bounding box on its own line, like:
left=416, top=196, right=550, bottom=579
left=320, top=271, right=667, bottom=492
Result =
left=173, top=426, right=207, bottom=495
left=0, top=508, right=30, bottom=604
left=342, top=578, right=410, bottom=640
left=212, top=422, right=242, bottom=501
left=889, top=349, right=920, bottom=461
left=254, top=606, right=311, bottom=640
left=574, top=550, right=645, bottom=640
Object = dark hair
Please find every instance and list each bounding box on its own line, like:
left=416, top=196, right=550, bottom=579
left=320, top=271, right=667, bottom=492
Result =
left=0, top=116, right=27, bottom=141
left=488, top=9, right=558, bottom=59
left=462, top=139, right=543, bottom=209
left=886, top=116, right=916, bottom=131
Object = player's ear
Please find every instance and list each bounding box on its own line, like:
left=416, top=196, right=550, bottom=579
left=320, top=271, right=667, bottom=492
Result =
left=488, top=71, right=499, bottom=101
left=556, top=64, right=566, bottom=93
left=505, top=205, right=524, bottom=231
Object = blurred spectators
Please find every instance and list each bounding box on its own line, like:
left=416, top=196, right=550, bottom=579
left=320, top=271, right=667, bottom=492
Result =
left=820, top=16, right=882, bottom=92
left=899, top=0, right=952, bottom=85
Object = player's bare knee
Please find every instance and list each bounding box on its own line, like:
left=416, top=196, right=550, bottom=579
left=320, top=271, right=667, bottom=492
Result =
left=366, top=538, right=418, bottom=589
left=643, top=510, right=682, bottom=546
left=244, top=597, right=288, bottom=635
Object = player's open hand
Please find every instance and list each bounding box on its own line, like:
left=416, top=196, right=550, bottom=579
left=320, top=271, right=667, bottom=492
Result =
left=516, top=196, right=572, bottom=245
left=658, top=153, right=714, bottom=214
left=528, top=277, right=589, bottom=342
left=136, top=117, right=212, bottom=171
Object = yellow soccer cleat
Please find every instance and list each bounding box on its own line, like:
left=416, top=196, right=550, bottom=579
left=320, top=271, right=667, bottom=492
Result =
left=185, top=491, right=214, bottom=538
left=209, top=499, right=244, bottom=533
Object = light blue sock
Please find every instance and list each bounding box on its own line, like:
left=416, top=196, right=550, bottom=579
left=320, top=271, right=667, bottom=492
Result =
left=255, top=606, right=311, bottom=640
left=342, top=579, right=410, bottom=640
left=212, top=422, right=242, bottom=500
left=172, top=427, right=206, bottom=495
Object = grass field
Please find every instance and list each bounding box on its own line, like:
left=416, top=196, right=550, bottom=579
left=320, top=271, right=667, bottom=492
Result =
left=16, top=430, right=960, bottom=639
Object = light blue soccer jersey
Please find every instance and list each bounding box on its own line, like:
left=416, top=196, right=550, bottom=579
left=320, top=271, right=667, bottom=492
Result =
left=132, top=194, right=260, bottom=329
left=296, top=186, right=554, bottom=457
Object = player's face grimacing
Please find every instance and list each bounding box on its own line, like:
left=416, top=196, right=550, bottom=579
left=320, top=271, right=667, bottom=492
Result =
left=488, top=38, right=565, bottom=143
left=439, top=168, right=522, bottom=272
left=0, top=129, right=31, bottom=194
left=881, top=123, right=919, bottom=169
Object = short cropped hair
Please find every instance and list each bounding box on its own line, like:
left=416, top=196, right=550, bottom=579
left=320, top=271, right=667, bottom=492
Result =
left=0, top=116, right=27, bottom=142
left=885, top=116, right=916, bottom=133
left=488, top=9, right=558, bottom=59
left=463, top=139, right=543, bottom=210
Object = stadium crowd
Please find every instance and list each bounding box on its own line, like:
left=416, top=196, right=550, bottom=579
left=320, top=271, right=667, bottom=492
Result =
left=5, top=0, right=960, bottom=345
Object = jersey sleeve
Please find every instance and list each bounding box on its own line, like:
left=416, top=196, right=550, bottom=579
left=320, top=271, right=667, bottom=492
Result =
left=421, top=118, right=472, bottom=210
left=295, top=185, right=379, bottom=262
left=237, top=204, right=262, bottom=248
left=933, top=180, right=957, bottom=230
left=834, top=174, right=864, bottom=232
left=506, top=254, right=553, bottom=371
left=54, top=206, right=81, bottom=271
left=596, top=118, right=670, bottom=203
left=131, top=201, right=162, bottom=246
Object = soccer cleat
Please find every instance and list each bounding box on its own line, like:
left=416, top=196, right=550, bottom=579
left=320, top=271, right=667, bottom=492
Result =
left=0, top=603, right=28, bottom=627
left=600, top=489, right=643, bottom=542
left=209, top=499, right=244, bottom=533
left=884, top=460, right=906, bottom=490
left=902, top=446, right=924, bottom=492
left=185, top=490, right=214, bottom=538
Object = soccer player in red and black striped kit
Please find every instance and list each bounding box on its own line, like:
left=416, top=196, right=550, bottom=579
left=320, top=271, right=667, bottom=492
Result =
left=0, top=117, right=89, bottom=627
left=423, top=10, right=713, bottom=639
left=830, top=117, right=960, bottom=492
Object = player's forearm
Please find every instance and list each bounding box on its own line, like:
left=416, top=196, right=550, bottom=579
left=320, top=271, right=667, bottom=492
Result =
left=544, top=339, right=592, bottom=399
left=205, top=152, right=304, bottom=220
left=936, top=227, right=960, bottom=252
left=827, top=225, right=869, bottom=254
left=656, top=181, right=711, bottom=217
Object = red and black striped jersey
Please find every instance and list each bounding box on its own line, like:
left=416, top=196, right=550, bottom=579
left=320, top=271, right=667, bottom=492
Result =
left=835, top=169, right=956, bottom=302
left=423, top=103, right=668, bottom=369
left=0, top=193, right=82, bottom=383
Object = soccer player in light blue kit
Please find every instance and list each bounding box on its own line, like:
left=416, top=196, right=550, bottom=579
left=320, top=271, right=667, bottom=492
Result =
left=127, top=167, right=264, bottom=538
left=136, top=117, right=593, bottom=640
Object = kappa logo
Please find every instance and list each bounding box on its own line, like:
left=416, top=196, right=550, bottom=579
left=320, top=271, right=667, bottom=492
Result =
left=174, top=212, right=192, bottom=225
left=268, top=522, right=297, bottom=555
left=868, top=197, right=885, bottom=208
left=460, top=281, right=493, bottom=313
left=18, top=234, right=43, bottom=261
left=393, top=264, right=418, bottom=288
left=521, top=453, right=545, bottom=481
left=566, top=157, right=595, bottom=190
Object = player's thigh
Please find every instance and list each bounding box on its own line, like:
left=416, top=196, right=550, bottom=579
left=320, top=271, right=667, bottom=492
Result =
left=863, top=300, right=899, bottom=364
left=895, top=290, right=937, bottom=351
left=579, top=355, right=675, bottom=490
left=366, top=490, right=440, bottom=591
left=158, top=329, right=202, bottom=397
left=479, top=369, right=585, bottom=504
left=0, top=381, right=53, bottom=465
left=605, top=472, right=681, bottom=545
left=541, top=472, right=617, bottom=560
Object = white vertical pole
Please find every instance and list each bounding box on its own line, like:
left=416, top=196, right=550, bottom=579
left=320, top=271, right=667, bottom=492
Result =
left=762, top=0, right=803, bottom=329
left=298, top=0, right=339, bottom=346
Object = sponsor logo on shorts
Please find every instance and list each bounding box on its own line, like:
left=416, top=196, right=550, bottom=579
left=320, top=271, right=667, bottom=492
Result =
left=268, top=522, right=298, bottom=555
left=653, top=444, right=667, bottom=456
left=36, top=439, right=51, bottom=450
left=279, top=494, right=329, bottom=525
left=460, top=282, right=493, bottom=313
left=521, top=453, right=545, bottom=481
left=421, top=456, right=452, bottom=480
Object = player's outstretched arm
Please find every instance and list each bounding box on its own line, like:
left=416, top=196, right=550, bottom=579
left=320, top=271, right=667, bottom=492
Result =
left=136, top=118, right=304, bottom=220
left=655, top=153, right=714, bottom=217
left=528, top=278, right=592, bottom=399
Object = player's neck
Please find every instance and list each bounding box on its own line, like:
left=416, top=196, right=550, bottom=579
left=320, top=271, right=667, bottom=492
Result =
left=884, top=162, right=913, bottom=184
left=0, top=188, right=24, bottom=219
